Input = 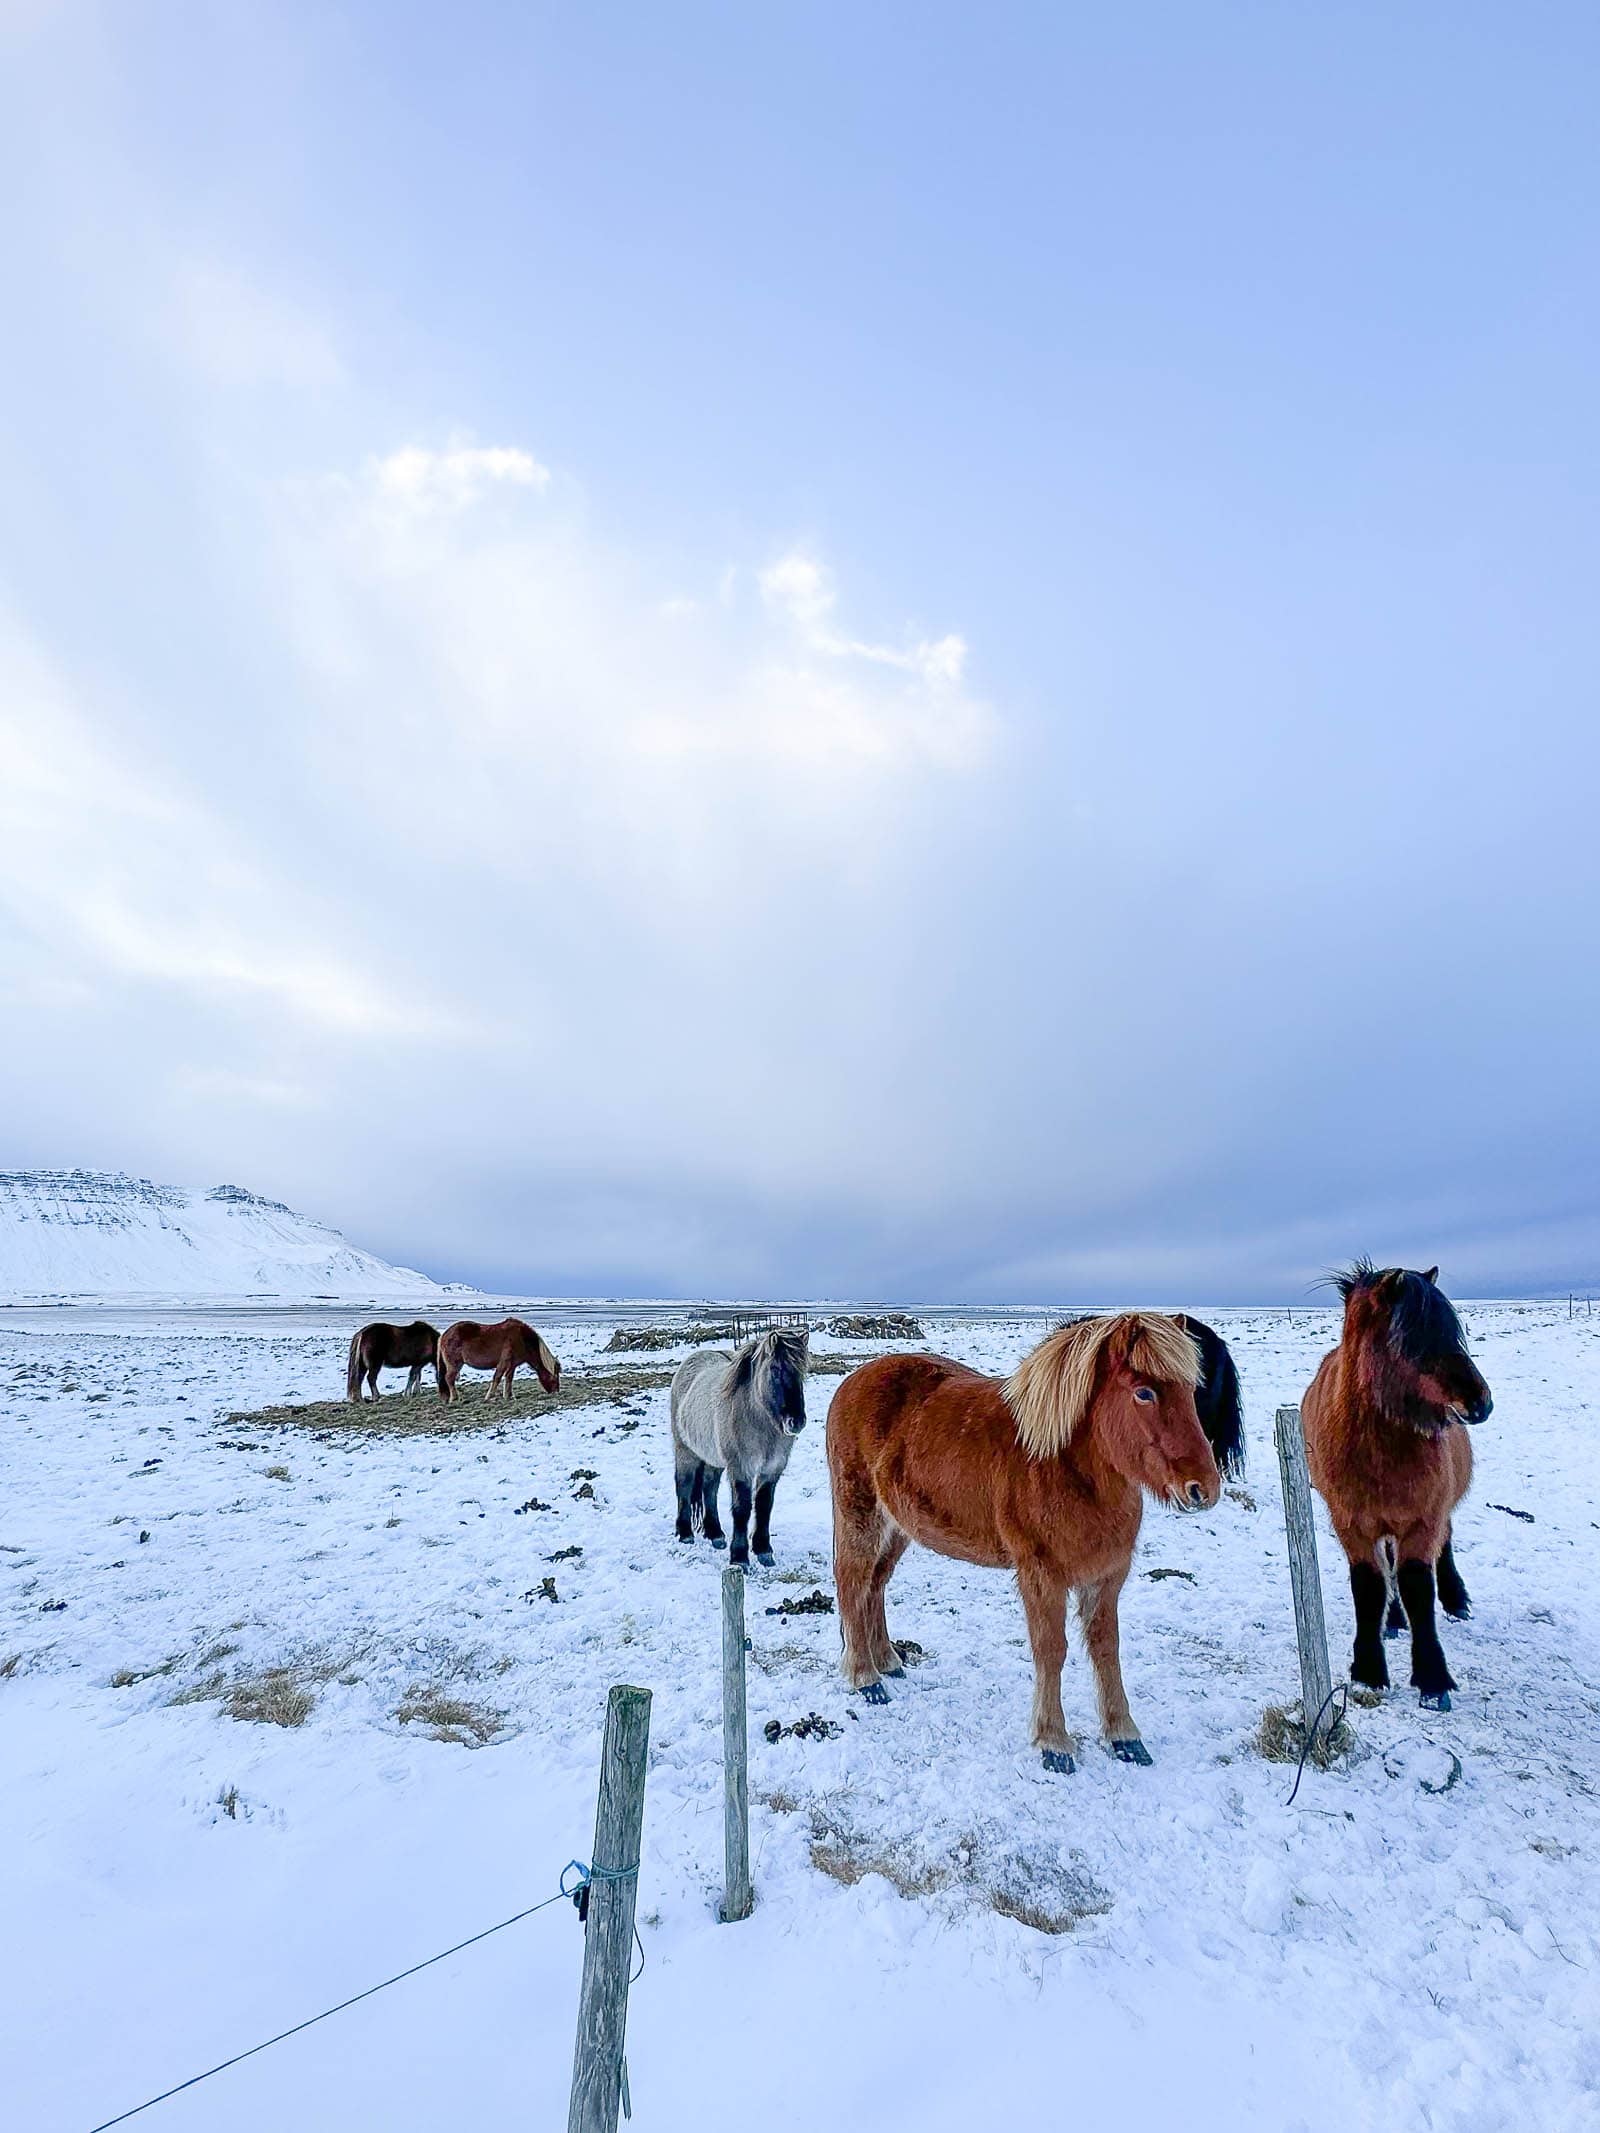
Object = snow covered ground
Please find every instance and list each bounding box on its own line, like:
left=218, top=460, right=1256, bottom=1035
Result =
left=3, top=1301, right=1597, bottom=2132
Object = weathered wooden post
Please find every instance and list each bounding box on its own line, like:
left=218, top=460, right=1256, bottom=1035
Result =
left=1274, top=1404, right=1334, bottom=1750
left=568, top=1684, right=651, bottom=2133
left=719, top=1565, right=753, bottom=1922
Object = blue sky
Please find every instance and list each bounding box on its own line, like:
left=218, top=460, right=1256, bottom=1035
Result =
left=2, top=2, right=1597, bottom=1301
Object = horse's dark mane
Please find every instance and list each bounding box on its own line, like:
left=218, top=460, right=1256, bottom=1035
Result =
left=1335, top=1259, right=1468, bottom=1366
left=1183, top=1316, right=1246, bottom=1479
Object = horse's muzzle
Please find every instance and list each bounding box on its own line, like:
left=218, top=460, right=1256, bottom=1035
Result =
left=785, top=1418, right=808, bottom=1436
left=1453, top=1393, right=1492, bottom=1425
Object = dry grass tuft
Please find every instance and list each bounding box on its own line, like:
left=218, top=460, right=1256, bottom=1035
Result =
left=226, top=1670, right=316, bottom=1728
left=805, top=1806, right=1111, bottom=1933
left=0, top=1652, right=22, bottom=1680
left=1255, top=1700, right=1354, bottom=1768
left=396, top=1685, right=507, bottom=1747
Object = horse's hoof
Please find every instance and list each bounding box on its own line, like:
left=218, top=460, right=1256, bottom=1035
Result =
left=675, top=1531, right=694, bottom=1545
left=1041, top=1749, right=1076, bottom=1776
left=755, top=1551, right=776, bottom=1569
left=1444, top=1603, right=1471, bottom=1621
left=883, top=1665, right=906, bottom=1679
left=859, top=1682, right=891, bottom=1706
left=709, top=1537, right=727, bottom=1551
left=1420, top=1690, right=1452, bottom=1712
left=1383, top=1624, right=1405, bottom=1641
left=1110, top=1738, right=1153, bottom=1766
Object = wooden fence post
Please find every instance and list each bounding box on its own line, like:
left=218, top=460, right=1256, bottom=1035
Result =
left=568, top=1684, right=651, bottom=2133
left=1274, top=1405, right=1335, bottom=1749
left=719, top=1565, right=753, bottom=1922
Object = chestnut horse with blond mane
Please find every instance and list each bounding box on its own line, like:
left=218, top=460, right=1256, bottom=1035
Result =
left=1303, top=1262, right=1491, bottom=1712
left=827, top=1313, right=1220, bottom=1773
left=436, top=1318, right=562, bottom=1404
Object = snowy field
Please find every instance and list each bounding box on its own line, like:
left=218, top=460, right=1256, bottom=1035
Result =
left=4, top=1301, right=1598, bottom=2132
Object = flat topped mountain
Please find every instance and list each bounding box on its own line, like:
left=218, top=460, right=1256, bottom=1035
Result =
left=0, top=1169, right=444, bottom=1301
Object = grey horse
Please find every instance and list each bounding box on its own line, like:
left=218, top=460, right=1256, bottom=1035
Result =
left=670, top=1328, right=810, bottom=1567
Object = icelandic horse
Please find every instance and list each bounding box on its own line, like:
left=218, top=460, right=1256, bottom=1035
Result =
left=436, top=1318, right=562, bottom=1404
left=1302, top=1262, right=1491, bottom=1710
left=827, top=1313, right=1221, bottom=1773
left=346, top=1320, right=441, bottom=1402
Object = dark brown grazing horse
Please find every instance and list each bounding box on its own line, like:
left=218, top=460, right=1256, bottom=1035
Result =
left=346, top=1320, right=440, bottom=1402
left=827, top=1313, right=1220, bottom=1774
left=1303, top=1262, right=1492, bottom=1711
left=437, top=1318, right=561, bottom=1404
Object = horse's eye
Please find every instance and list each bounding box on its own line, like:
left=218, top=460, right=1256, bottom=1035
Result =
left=1133, top=1386, right=1157, bottom=1406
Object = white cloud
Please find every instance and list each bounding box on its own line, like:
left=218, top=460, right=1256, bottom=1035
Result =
left=0, top=611, right=460, bottom=1042
left=367, top=443, right=551, bottom=513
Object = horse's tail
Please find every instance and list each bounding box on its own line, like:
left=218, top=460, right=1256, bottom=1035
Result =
left=346, top=1330, right=364, bottom=1402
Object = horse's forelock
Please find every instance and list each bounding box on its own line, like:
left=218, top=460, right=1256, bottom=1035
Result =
left=1005, top=1313, right=1200, bottom=1460
left=1386, top=1270, right=1466, bottom=1366
left=1123, top=1313, right=1204, bottom=1391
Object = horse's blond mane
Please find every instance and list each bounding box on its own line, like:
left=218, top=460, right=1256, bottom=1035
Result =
left=1002, top=1313, right=1201, bottom=1460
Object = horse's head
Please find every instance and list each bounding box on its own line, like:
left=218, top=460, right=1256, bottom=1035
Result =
left=1336, top=1261, right=1491, bottom=1433
left=749, top=1328, right=809, bottom=1435
left=534, top=1337, right=561, bottom=1395
left=1006, top=1313, right=1221, bottom=1511
left=1102, top=1319, right=1222, bottom=1511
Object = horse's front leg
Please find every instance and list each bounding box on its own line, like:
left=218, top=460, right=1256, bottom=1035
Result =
left=728, top=1477, right=754, bottom=1568
left=699, top=1466, right=726, bottom=1548
left=1398, top=1539, right=1457, bottom=1708
left=406, top=1366, right=422, bottom=1397
left=1016, top=1565, right=1075, bottom=1773
left=1076, top=1574, right=1152, bottom=1765
left=751, top=1479, right=778, bottom=1568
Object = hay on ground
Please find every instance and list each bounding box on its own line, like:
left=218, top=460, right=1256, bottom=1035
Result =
left=228, top=1363, right=676, bottom=1437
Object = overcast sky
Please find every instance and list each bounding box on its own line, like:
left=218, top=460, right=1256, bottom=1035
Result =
left=2, top=3, right=1597, bottom=1303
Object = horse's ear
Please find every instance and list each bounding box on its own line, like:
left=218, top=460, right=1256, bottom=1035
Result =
left=1423, top=1266, right=1439, bottom=1285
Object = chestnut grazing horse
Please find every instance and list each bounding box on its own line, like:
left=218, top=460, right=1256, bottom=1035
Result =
left=827, top=1313, right=1220, bottom=1773
left=347, top=1320, right=441, bottom=1402
left=1303, top=1262, right=1491, bottom=1711
left=437, top=1318, right=562, bottom=1404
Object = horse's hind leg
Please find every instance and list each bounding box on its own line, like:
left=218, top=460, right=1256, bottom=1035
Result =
left=406, top=1365, right=423, bottom=1397
left=1076, top=1573, right=1149, bottom=1765
left=866, top=1527, right=910, bottom=1676
left=1017, top=1564, right=1075, bottom=1772
left=699, top=1466, right=726, bottom=1548
left=364, top=1365, right=380, bottom=1401
left=1437, top=1532, right=1471, bottom=1619
left=835, top=1510, right=893, bottom=1698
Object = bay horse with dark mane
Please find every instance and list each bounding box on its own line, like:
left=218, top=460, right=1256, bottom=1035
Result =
left=346, top=1320, right=440, bottom=1402
left=437, top=1318, right=562, bottom=1404
left=827, top=1313, right=1220, bottom=1773
left=1303, top=1262, right=1491, bottom=1711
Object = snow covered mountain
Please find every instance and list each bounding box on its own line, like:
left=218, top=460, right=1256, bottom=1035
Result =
left=0, top=1170, right=451, bottom=1301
